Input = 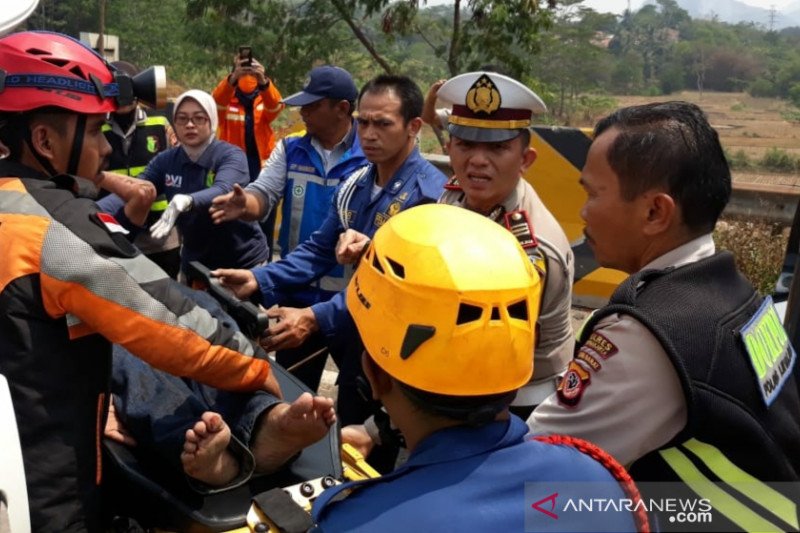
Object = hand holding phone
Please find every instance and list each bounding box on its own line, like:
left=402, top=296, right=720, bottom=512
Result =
left=238, top=46, right=253, bottom=67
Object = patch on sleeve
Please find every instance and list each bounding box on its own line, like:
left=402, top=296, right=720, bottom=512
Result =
left=557, top=361, right=591, bottom=407
left=740, top=295, right=796, bottom=406
left=94, top=212, right=129, bottom=235
left=582, top=331, right=618, bottom=360
left=576, top=349, right=602, bottom=372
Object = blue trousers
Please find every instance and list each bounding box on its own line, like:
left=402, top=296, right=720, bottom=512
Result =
left=110, top=285, right=279, bottom=491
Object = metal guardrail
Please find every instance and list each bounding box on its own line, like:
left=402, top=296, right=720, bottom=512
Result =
left=725, top=182, right=800, bottom=225
left=422, top=153, right=800, bottom=225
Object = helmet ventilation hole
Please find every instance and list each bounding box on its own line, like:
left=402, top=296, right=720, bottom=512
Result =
left=25, top=47, right=52, bottom=56
left=371, top=253, right=385, bottom=274
left=507, top=300, right=529, bottom=321
left=490, top=307, right=500, bottom=321
left=68, top=65, right=87, bottom=79
left=385, top=257, right=405, bottom=278
left=456, top=303, right=483, bottom=325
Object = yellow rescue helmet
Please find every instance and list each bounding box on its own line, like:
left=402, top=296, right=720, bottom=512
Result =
left=347, top=203, right=541, bottom=396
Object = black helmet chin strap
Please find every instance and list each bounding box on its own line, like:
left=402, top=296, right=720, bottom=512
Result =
left=24, top=113, right=86, bottom=177
left=66, top=114, right=86, bottom=176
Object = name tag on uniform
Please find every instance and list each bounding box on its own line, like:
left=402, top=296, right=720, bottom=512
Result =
left=740, top=296, right=796, bottom=406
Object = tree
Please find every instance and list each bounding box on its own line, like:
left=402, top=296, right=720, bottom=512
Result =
left=532, top=2, right=612, bottom=117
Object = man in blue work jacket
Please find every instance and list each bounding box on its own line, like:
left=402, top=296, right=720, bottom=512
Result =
left=214, top=74, right=447, bottom=425
left=210, top=66, right=368, bottom=391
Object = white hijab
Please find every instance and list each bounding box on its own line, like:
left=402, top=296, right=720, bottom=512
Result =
left=173, top=89, right=218, bottom=162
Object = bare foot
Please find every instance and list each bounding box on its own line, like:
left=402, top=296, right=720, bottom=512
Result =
left=181, top=412, right=239, bottom=486
left=251, top=392, right=336, bottom=473
left=104, top=397, right=137, bottom=447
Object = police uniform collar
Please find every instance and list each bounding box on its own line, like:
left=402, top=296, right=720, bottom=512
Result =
left=445, top=174, right=523, bottom=217
left=498, top=179, right=526, bottom=213
left=108, top=106, right=147, bottom=138
left=640, top=233, right=716, bottom=273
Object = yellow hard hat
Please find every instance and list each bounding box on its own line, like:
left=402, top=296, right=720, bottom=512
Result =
left=347, top=203, right=541, bottom=396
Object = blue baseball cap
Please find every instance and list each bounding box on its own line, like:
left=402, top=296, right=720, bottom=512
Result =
left=282, top=66, right=358, bottom=106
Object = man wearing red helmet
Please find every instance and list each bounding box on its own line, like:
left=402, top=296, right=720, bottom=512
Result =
left=0, top=31, right=294, bottom=531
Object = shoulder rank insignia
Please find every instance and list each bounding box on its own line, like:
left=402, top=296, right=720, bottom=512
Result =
left=503, top=209, right=538, bottom=249
left=444, top=177, right=461, bottom=191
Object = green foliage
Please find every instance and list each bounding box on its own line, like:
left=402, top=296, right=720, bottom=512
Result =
left=789, top=83, right=800, bottom=108
left=726, top=148, right=752, bottom=170
left=781, top=108, right=800, bottom=123
left=749, top=78, right=778, bottom=98
left=759, top=148, right=797, bottom=172
left=714, top=220, right=787, bottom=295
left=20, top=0, right=800, bottom=116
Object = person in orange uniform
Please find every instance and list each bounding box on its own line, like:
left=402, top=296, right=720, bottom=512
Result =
left=213, top=50, right=284, bottom=248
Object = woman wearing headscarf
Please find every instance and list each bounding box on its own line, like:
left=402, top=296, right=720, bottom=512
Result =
left=100, top=89, right=269, bottom=278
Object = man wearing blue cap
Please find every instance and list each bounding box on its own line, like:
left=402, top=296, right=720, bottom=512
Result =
left=211, top=65, right=368, bottom=390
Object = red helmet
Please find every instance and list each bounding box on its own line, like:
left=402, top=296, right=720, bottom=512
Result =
left=0, top=31, right=118, bottom=114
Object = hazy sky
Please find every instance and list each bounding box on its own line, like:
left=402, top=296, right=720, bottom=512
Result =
left=426, top=0, right=796, bottom=12
left=577, top=0, right=794, bottom=14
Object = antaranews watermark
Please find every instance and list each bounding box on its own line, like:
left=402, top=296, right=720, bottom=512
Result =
left=525, top=482, right=799, bottom=532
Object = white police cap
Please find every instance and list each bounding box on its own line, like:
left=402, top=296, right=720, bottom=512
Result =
left=437, top=71, right=547, bottom=142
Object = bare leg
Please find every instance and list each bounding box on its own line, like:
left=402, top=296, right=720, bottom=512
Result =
left=251, top=392, right=336, bottom=473
left=181, top=412, right=239, bottom=486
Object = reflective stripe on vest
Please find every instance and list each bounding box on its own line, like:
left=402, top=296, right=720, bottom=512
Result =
left=102, top=115, right=168, bottom=133
left=151, top=197, right=169, bottom=211
left=104, top=116, right=170, bottom=212
left=659, top=439, right=798, bottom=532
left=287, top=170, right=341, bottom=251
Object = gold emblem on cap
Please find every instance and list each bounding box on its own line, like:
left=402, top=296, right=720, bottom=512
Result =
left=466, top=74, right=501, bottom=115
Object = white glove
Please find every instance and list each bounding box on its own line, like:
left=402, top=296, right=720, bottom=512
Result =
left=150, top=194, right=193, bottom=239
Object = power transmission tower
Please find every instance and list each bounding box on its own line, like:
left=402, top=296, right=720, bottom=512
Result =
left=768, top=4, right=777, bottom=32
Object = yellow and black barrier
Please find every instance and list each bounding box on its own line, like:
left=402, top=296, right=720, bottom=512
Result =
left=526, top=126, right=625, bottom=308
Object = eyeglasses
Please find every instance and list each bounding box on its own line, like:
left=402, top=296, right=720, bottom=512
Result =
left=175, top=114, right=210, bottom=126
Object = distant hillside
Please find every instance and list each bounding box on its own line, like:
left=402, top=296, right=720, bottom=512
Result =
left=592, top=0, right=800, bottom=29
left=664, top=0, right=800, bottom=29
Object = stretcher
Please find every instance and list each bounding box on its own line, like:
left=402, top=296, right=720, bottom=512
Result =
left=102, top=262, right=380, bottom=532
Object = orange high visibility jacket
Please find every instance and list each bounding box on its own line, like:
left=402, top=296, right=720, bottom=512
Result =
left=213, top=76, right=284, bottom=166
left=0, top=164, right=272, bottom=530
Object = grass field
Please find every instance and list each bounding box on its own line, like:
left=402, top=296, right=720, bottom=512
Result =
left=606, top=91, right=800, bottom=186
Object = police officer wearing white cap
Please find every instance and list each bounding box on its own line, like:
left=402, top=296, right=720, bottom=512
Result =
left=437, top=71, right=575, bottom=417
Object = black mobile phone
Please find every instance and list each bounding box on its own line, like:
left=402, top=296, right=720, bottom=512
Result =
left=238, top=45, right=253, bottom=67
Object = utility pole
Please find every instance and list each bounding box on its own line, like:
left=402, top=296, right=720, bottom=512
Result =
left=97, top=0, right=105, bottom=57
